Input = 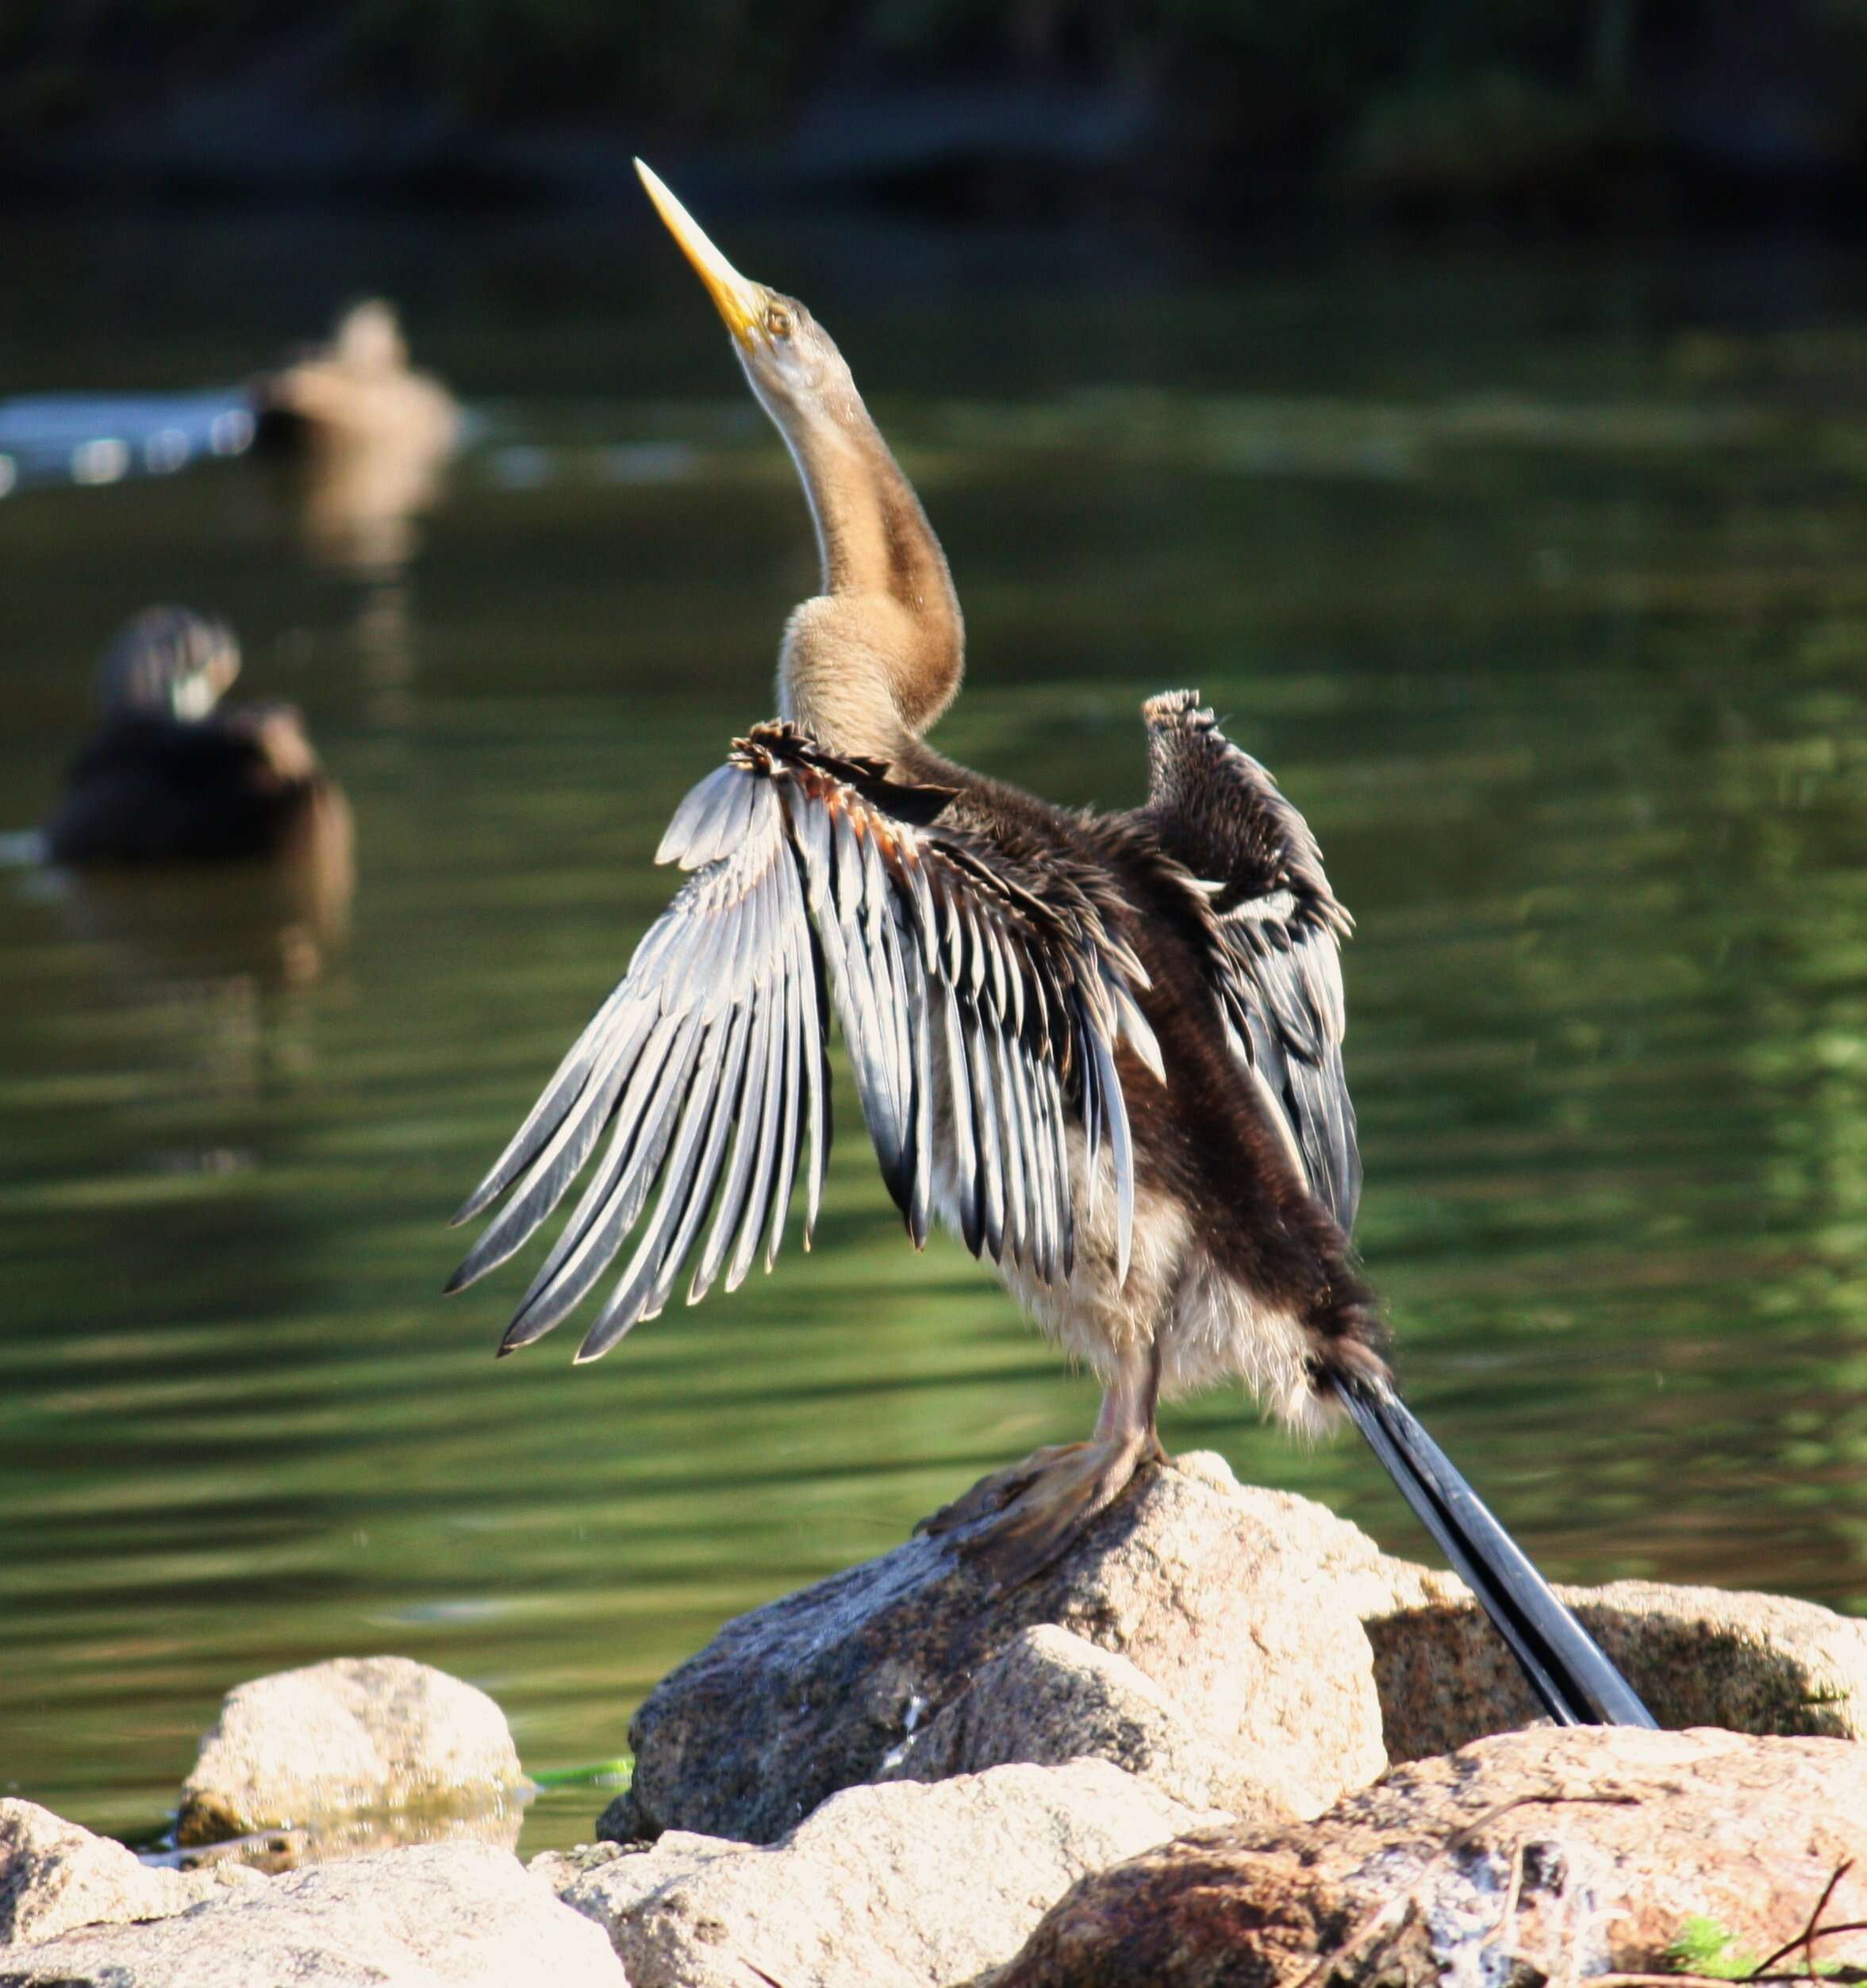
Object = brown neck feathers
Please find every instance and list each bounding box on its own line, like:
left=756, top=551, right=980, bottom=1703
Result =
left=776, top=395, right=963, bottom=752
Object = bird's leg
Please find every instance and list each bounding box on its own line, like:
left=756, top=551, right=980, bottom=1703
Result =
left=919, top=1337, right=1164, bottom=1587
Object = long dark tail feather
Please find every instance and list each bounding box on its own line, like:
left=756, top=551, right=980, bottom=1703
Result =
left=1336, top=1372, right=1657, bottom=1729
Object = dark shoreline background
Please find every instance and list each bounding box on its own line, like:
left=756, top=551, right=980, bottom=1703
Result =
left=3, top=0, right=1864, bottom=229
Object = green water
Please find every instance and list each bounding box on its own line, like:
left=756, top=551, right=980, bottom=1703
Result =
left=5, top=215, right=1867, bottom=1856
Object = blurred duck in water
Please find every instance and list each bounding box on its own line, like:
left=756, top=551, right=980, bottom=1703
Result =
left=256, top=300, right=459, bottom=459
left=45, top=607, right=353, bottom=875
left=255, top=301, right=460, bottom=572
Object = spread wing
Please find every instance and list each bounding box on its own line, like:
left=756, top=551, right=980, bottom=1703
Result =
left=1139, top=689, right=1360, bottom=1233
left=448, top=723, right=1161, bottom=1362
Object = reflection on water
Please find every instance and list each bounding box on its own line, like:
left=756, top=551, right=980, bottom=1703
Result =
left=55, top=835, right=351, bottom=990
left=161, top=1796, right=525, bottom=1873
left=2, top=219, right=1867, bottom=1857
left=0, top=392, right=254, bottom=495
left=259, top=422, right=451, bottom=576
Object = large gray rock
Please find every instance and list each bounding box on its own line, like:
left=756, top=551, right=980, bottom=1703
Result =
left=601, top=1450, right=1867, bottom=1847
left=602, top=1453, right=1389, bottom=1844
left=544, top=1760, right=1206, bottom=1988
left=992, top=1725, right=1867, bottom=1987
left=177, top=1656, right=526, bottom=1845
left=0, top=1802, right=263, bottom=1946
left=878, top=1624, right=1300, bottom=1821
left=0, top=1840, right=624, bottom=1988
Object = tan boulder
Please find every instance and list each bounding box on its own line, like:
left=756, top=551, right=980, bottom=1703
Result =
left=177, top=1655, right=526, bottom=1846
left=1366, top=1568, right=1867, bottom=1760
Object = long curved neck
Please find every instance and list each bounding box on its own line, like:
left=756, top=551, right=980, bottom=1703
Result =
left=770, top=391, right=963, bottom=760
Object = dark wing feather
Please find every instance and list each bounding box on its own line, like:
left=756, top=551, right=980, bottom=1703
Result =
left=449, top=723, right=1159, bottom=1361
left=1139, top=689, right=1362, bottom=1233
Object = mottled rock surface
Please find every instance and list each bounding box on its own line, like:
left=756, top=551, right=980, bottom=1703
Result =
left=991, top=1725, right=1867, bottom=1988
left=0, top=1802, right=262, bottom=1946
left=602, top=1449, right=1867, bottom=1847
left=878, top=1624, right=1300, bottom=1821
left=0, top=1840, right=624, bottom=1987
left=601, top=1453, right=1389, bottom=1843
left=546, top=1759, right=1206, bottom=1988
left=177, top=1654, right=525, bottom=1845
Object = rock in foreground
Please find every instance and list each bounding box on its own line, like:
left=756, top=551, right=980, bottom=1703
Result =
left=602, top=1450, right=1867, bottom=1845
left=542, top=1759, right=1209, bottom=1988
left=0, top=1802, right=263, bottom=1947
left=993, top=1725, right=1867, bottom=1987
left=177, top=1654, right=525, bottom=1846
left=0, top=1836, right=622, bottom=1988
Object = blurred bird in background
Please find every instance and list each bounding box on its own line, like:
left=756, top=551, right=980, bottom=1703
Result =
left=255, top=301, right=461, bottom=572
left=46, top=606, right=352, bottom=878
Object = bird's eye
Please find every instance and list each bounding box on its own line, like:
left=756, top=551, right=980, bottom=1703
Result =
left=766, top=305, right=793, bottom=339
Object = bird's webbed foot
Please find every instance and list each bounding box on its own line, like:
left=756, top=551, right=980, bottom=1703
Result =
left=916, top=1430, right=1156, bottom=1589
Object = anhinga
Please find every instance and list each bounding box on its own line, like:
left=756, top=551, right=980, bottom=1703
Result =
left=45, top=607, right=349, bottom=868
left=451, top=163, right=1655, bottom=1729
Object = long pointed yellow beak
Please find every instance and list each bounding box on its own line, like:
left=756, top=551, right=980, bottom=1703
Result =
left=636, top=159, right=765, bottom=345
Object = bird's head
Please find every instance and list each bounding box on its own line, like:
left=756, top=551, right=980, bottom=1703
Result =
left=635, top=158, right=963, bottom=751
left=636, top=159, right=858, bottom=437
left=96, top=606, right=241, bottom=721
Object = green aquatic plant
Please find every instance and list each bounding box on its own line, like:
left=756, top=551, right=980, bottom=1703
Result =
left=1669, top=1917, right=1762, bottom=1980
left=1667, top=1909, right=1854, bottom=1981
left=528, top=1758, right=633, bottom=1792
